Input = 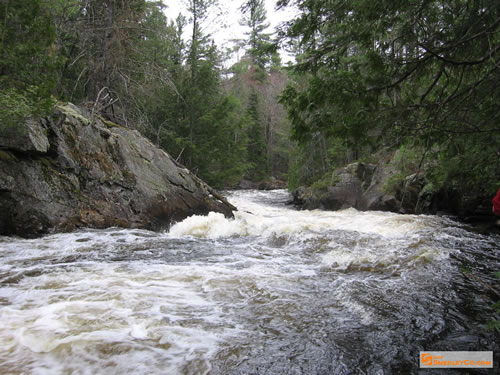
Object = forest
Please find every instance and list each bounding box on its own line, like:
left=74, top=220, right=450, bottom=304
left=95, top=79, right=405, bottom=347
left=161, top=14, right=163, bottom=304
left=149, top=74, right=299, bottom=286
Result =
left=1, top=0, right=499, bottom=209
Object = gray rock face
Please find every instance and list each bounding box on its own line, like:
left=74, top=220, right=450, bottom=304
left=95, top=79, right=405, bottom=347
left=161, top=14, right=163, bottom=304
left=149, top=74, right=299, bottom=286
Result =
left=292, top=159, right=404, bottom=213
left=0, top=117, right=50, bottom=153
left=258, top=177, right=287, bottom=191
left=292, top=150, right=496, bottom=219
left=0, top=103, right=236, bottom=237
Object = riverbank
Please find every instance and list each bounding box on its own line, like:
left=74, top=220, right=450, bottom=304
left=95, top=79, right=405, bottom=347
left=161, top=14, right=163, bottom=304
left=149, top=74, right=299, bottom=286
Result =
left=0, top=103, right=235, bottom=238
left=288, top=154, right=499, bottom=225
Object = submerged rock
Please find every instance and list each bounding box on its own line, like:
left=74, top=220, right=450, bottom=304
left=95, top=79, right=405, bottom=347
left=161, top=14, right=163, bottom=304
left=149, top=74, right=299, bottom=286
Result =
left=0, top=103, right=235, bottom=237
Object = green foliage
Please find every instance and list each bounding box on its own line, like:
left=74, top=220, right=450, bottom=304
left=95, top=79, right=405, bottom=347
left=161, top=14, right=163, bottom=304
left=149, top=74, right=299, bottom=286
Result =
left=245, top=90, right=268, bottom=181
left=195, top=95, right=250, bottom=188
left=383, top=173, right=405, bottom=196
left=131, top=0, right=266, bottom=188
left=309, top=174, right=331, bottom=194
left=485, top=320, right=500, bottom=332
left=227, top=54, right=292, bottom=183
left=393, top=145, right=422, bottom=176
left=0, top=0, right=287, bottom=190
left=382, top=144, right=423, bottom=194
left=286, top=135, right=330, bottom=189
left=287, top=152, right=302, bottom=190
left=241, top=0, right=274, bottom=71
left=279, top=0, right=500, bottom=203
left=426, top=133, right=500, bottom=199
left=0, top=0, right=58, bottom=123
left=0, top=89, right=33, bottom=128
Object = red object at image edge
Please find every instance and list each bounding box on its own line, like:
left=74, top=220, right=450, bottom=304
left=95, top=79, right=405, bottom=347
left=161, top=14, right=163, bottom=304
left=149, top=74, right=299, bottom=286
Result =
left=493, top=188, right=500, bottom=215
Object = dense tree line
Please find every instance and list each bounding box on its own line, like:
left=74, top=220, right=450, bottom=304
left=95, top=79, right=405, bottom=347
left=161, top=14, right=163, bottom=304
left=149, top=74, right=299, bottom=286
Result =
left=1, top=0, right=291, bottom=188
left=278, top=0, right=499, bottom=202
left=3, top=0, right=497, bottom=201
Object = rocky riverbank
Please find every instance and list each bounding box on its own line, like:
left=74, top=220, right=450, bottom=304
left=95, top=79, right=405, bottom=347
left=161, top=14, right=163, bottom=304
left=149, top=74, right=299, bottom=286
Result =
left=290, top=151, right=496, bottom=225
left=0, top=103, right=235, bottom=237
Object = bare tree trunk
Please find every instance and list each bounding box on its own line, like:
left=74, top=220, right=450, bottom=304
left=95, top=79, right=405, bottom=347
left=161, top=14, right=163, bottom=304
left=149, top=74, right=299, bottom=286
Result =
left=103, top=0, right=114, bottom=90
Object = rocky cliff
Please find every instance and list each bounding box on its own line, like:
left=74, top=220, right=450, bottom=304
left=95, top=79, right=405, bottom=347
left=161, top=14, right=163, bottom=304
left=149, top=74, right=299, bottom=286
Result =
left=0, top=103, right=236, bottom=237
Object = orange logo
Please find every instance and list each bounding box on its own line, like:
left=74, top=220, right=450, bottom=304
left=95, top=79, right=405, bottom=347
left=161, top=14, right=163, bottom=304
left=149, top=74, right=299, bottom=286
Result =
left=421, top=353, right=433, bottom=366
left=420, top=351, right=492, bottom=368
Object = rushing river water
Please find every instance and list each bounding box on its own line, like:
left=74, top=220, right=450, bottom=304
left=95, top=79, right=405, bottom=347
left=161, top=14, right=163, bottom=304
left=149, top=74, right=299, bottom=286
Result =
left=0, top=190, right=499, bottom=374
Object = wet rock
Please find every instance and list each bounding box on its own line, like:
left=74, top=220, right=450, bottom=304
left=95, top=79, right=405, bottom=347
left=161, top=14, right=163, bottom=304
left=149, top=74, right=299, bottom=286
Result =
left=236, top=179, right=259, bottom=190
left=0, top=103, right=235, bottom=237
left=258, top=177, right=287, bottom=191
left=292, top=158, right=403, bottom=213
left=292, top=162, right=388, bottom=211
left=0, top=117, right=50, bottom=153
left=292, top=149, right=497, bottom=219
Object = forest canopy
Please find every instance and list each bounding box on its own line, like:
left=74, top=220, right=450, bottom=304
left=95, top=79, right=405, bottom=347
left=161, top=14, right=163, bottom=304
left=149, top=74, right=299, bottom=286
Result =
left=278, top=0, right=499, bottom=198
left=1, top=0, right=498, bottom=205
left=0, top=0, right=292, bottom=188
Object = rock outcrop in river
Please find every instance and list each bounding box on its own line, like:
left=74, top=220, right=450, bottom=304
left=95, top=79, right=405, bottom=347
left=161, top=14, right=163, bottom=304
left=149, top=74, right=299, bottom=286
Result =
left=0, top=103, right=236, bottom=237
left=291, top=152, right=494, bottom=220
left=291, top=160, right=401, bottom=212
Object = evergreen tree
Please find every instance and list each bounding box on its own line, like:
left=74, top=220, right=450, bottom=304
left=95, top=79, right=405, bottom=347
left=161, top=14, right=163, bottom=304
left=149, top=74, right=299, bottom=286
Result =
left=50, top=0, right=155, bottom=125
left=128, top=7, right=186, bottom=138
left=145, top=0, right=250, bottom=187
left=279, top=0, right=500, bottom=196
left=245, top=90, right=268, bottom=181
left=241, top=0, right=274, bottom=74
left=0, top=0, right=60, bottom=126
left=0, top=0, right=289, bottom=189
left=196, top=94, right=250, bottom=188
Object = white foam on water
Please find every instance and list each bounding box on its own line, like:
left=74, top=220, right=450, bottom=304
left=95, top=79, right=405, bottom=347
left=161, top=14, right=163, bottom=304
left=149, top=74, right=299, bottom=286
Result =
left=320, top=240, right=450, bottom=273
left=0, top=260, right=247, bottom=375
left=169, top=190, right=443, bottom=241
left=0, top=190, right=465, bottom=374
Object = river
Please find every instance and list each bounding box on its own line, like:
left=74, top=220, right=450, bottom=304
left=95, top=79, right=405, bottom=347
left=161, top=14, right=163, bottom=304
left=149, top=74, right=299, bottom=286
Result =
left=0, top=190, right=498, bottom=374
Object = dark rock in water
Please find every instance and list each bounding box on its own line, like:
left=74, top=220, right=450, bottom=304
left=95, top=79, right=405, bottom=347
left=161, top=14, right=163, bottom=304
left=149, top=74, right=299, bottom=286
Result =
left=291, top=150, right=497, bottom=219
left=258, top=177, right=287, bottom=191
left=0, top=103, right=235, bottom=237
left=236, top=179, right=259, bottom=190
left=291, top=156, right=428, bottom=214
left=291, top=162, right=397, bottom=212
left=235, top=177, right=286, bottom=191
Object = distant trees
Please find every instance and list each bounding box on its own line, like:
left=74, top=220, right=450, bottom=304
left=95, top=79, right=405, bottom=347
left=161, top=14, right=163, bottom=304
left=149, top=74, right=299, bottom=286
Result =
left=0, top=0, right=293, bottom=188
left=226, top=0, right=292, bottom=182
left=140, top=0, right=251, bottom=188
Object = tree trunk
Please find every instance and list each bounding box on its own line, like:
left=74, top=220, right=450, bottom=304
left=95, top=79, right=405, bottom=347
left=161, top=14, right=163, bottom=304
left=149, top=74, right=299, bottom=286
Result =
left=103, top=0, right=114, bottom=90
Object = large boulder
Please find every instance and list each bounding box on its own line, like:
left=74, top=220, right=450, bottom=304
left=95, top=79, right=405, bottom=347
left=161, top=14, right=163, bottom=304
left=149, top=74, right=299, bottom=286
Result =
left=258, top=177, right=287, bottom=191
left=362, top=154, right=401, bottom=212
left=0, top=117, right=50, bottom=153
left=0, top=103, right=236, bottom=237
left=292, top=149, right=498, bottom=220
left=291, top=156, right=409, bottom=213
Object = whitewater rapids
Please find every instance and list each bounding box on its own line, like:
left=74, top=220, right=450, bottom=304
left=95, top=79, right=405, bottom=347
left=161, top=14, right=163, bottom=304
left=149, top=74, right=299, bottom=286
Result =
left=0, top=190, right=498, bottom=374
